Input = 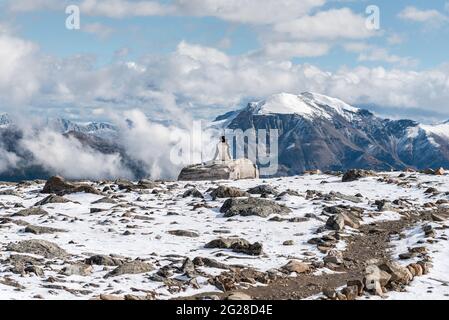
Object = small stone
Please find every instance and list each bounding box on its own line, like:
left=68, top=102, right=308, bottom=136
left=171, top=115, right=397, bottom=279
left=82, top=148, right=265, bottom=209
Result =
left=226, top=292, right=252, bottom=300
left=167, top=230, right=200, bottom=238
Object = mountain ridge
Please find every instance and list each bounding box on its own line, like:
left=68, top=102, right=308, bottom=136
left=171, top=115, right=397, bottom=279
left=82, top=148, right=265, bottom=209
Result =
left=213, top=92, right=449, bottom=175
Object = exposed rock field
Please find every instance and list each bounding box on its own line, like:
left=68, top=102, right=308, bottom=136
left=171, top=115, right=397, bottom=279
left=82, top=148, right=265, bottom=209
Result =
left=1, top=172, right=449, bottom=300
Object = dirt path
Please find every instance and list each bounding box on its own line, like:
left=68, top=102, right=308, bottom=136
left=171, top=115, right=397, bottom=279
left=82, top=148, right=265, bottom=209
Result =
left=185, top=213, right=426, bottom=300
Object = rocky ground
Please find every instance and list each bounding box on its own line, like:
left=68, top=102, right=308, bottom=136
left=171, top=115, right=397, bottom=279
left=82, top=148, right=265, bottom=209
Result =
left=0, top=171, right=449, bottom=300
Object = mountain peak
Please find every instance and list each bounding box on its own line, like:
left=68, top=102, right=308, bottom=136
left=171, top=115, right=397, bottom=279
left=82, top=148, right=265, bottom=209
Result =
left=247, top=92, right=360, bottom=120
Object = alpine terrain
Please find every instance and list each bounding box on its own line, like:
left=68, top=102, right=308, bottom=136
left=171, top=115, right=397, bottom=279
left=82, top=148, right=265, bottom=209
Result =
left=214, top=92, right=449, bottom=176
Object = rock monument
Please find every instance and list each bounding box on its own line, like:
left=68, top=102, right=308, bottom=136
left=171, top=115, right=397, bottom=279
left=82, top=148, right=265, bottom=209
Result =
left=178, top=136, right=259, bottom=181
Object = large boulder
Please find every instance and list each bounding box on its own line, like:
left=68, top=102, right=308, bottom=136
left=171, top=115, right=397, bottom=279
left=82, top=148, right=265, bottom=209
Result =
left=12, top=207, right=48, bottom=217
left=115, top=179, right=158, bottom=191
left=6, top=240, right=68, bottom=259
left=42, top=176, right=101, bottom=196
left=178, top=159, right=259, bottom=181
left=247, top=185, right=277, bottom=195
left=342, top=169, right=374, bottom=182
left=379, top=261, right=413, bottom=286
left=34, top=195, right=71, bottom=206
left=85, top=255, right=125, bottom=266
left=220, top=198, right=291, bottom=218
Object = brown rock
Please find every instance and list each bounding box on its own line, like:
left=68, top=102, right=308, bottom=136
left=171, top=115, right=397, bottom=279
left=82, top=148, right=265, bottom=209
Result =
left=281, top=260, right=310, bottom=274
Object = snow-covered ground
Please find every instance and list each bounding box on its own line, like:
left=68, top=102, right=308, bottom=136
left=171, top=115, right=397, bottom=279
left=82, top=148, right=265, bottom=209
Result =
left=0, top=172, right=448, bottom=300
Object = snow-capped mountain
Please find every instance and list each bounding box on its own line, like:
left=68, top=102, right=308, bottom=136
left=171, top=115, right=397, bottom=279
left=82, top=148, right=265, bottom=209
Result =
left=214, top=92, right=449, bottom=175
left=47, top=118, right=118, bottom=140
left=0, top=114, right=117, bottom=139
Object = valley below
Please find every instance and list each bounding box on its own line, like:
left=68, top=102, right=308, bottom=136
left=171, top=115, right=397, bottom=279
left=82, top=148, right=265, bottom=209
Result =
left=0, top=171, right=449, bottom=300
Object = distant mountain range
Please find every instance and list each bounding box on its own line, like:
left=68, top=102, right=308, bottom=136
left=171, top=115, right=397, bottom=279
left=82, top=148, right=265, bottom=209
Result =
left=213, top=92, right=449, bottom=176
left=0, top=115, right=145, bottom=181
left=1, top=92, right=449, bottom=180
left=0, top=114, right=117, bottom=138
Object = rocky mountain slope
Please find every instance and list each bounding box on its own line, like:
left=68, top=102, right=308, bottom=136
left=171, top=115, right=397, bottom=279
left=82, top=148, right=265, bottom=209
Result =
left=0, top=171, right=448, bottom=300
left=214, top=92, right=449, bottom=176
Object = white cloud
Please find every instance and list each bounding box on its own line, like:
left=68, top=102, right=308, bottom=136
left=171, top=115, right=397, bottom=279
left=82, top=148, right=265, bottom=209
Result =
left=80, top=0, right=175, bottom=18
left=256, top=8, right=377, bottom=60
left=273, top=8, right=375, bottom=41
left=358, top=48, right=418, bottom=67
left=5, top=0, right=325, bottom=25
left=6, top=0, right=66, bottom=12
left=83, top=22, right=115, bottom=39
left=174, top=0, right=325, bottom=25
left=263, top=42, right=331, bottom=59
left=398, top=6, right=448, bottom=26
left=0, top=145, right=20, bottom=172
left=20, top=128, right=133, bottom=180
left=0, top=33, right=41, bottom=106
left=387, top=33, right=405, bottom=45
left=1, top=26, right=448, bottom=123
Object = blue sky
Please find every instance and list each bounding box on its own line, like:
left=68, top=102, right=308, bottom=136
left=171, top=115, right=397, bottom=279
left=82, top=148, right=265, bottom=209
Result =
left=1, top=0, right=449, bottom=123
left=5, top=0, right=448, bottom=69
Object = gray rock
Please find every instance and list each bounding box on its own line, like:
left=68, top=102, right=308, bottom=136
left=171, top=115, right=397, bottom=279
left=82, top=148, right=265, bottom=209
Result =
left=220, top=197, right=291, bottom=218
left=92, top=197, right=117, bottom=204
left=181, top=258, right=196, bottom=275
left=116, top=179, right=158, bottom=191
left=12, top=207, right=48, bottom=217
left=424, top=187, right=439, bottom=194
left=332, top=192, right=363, bottom=203
left=34, top=195, right=71, bottom=206
left=24, top=225, right=67, bottom=235
left=247, top=185, right=277, bottom=195
left=178, top=161, right=258, bottom=181
left=342, top=169, right=374, bottom=182
left=182, top=188, right=204, bottom=198
left=6, top=254, right=45, bottom=274
left=42, top=176, right=101, bottom=196
left=210, top=186, right=249, bottom=200
left=167, top=230, right=200, bottom=238
left=85, top=254, right=125, bottom=266
left=0, top=189, right=20, bottom=196
left=104, top=261, right=154, bottom=278
left=205, top=238, right=263, bottom=256
left=6, top=240, right=68, bottom=259
left=281, top=260, right=310, bottom=274
left=192, top=257, right=230, bottom=270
